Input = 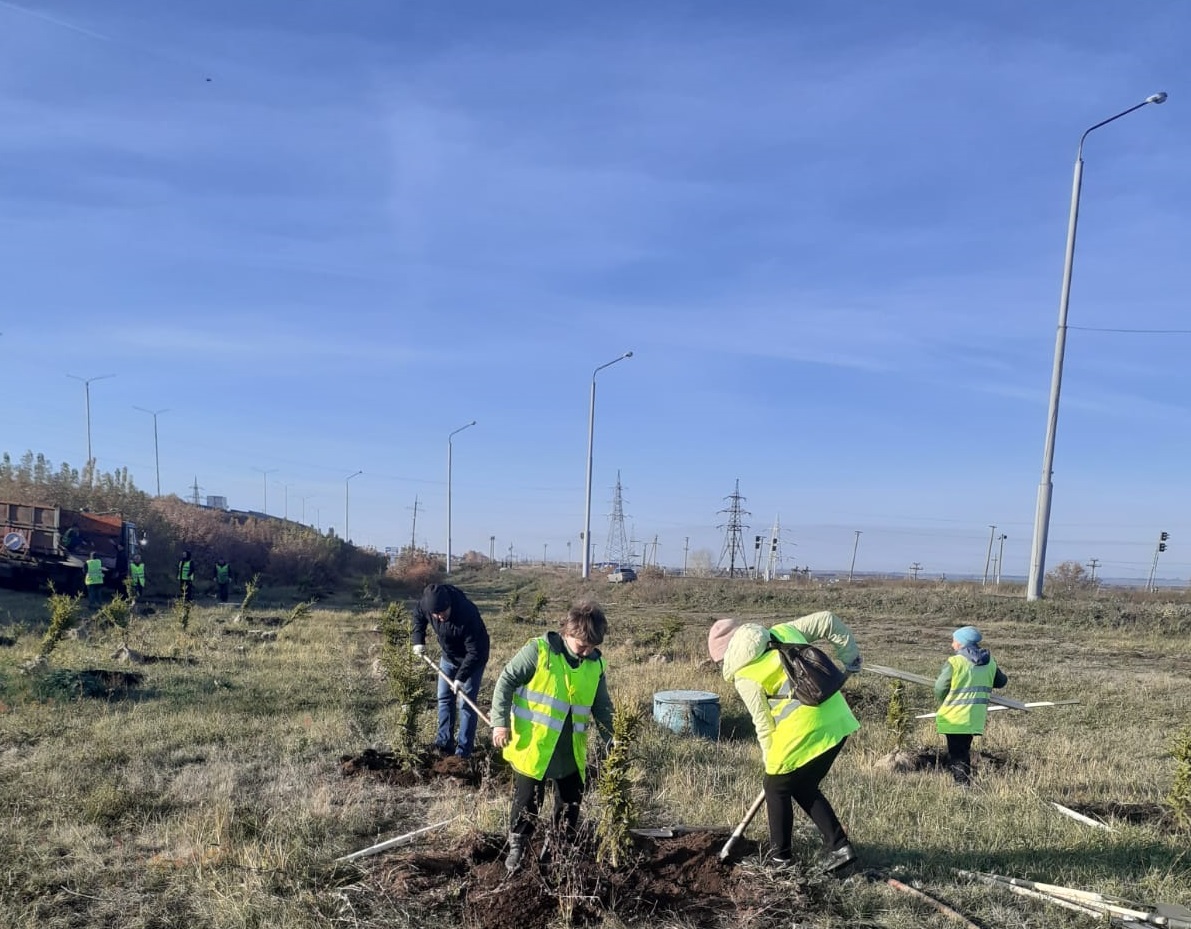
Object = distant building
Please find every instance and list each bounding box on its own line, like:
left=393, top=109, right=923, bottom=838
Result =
left=205, top=495, right=229, bottom=510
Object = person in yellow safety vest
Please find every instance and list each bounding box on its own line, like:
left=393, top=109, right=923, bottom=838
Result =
left=177, top=550, right=194, bottom=602
left=708, top=612, right=863, bottom=875
left=129, top=554, right=146, bottom=601
left=934, top=625, right=1008, bottom=787
left=490, top=600, right=614, bottom=874
left=214, top=558, right=231, bottom=602
left=84, top=550, right=105, bottom=608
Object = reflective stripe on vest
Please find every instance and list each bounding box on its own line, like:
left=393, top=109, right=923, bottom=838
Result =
left=937, top=655, right=998, bottom=734
left=502, top=637, right=603, bottom=781
left=85, top=559, right=104, bottom=585
left=734, top=622, right=859, bottom=775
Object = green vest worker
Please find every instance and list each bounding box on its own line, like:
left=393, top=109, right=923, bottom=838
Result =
left=178, top=551, right=194, bottom=602
left=129, top=556, right=146, bottom=596
left=490, top=600, right=613, bottom=874
left=709, top=611, right=863, bottom=875
left=214, top=559, right=231, bottom=602
left=84, top=552, right=104, bottom=607
left=934, top=626, right=1008, bottom=786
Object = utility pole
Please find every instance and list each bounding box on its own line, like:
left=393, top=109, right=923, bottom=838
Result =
left=848, top=530, right=862, bottom=582
left=409, top=496, right=420, bottom=550
left=490, top=535, right=496, bottom=563
left=1088, top=557, right=1100, bottom=583
left=1147, top=531, right=1170, bottom=593
left=683, top=536, right=689, bottom=577
left=996, top=534, right=1007, bottom=586
left=191, top=476, right=201, bottom=506
left=252, top=467, right=278, bottom=514
left=543, top=543, right=548, bottom=566
left=909, top=562, right=923, bottom=581
left=983, top=525, right=997, bottom=586
left=566, top=539, right=571, bottom=568
left=507, top=542, right=514, bottom=568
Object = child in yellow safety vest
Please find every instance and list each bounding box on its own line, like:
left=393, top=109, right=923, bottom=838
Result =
left=934, top=625, right=1008, bottom=786
left=490, top=600, right=613, bottom=874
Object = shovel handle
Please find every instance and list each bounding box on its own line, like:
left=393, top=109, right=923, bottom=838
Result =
left=719, top=789, right=767, bottom=860
left=419, top=652, right=494, bottom=727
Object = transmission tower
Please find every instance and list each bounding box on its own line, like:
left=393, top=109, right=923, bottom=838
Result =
left=190, top=476, right=203, bottom=506
left=602, top=471, right=631, bottom=566
left=717, top=479, right=751, bottom=577
left=759, top=515, right=785, bottom=581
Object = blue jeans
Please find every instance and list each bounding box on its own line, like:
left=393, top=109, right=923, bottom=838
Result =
left=436, top=656, right=485, bottom=757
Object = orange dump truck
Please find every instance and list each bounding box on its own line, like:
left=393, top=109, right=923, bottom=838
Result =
left=0, top=499, right=141, bottom=591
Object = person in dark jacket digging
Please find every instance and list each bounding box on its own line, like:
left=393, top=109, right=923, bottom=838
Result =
left=412, top=583, right=490, bottom=759
left=934, top=625, right=1008, bottom=786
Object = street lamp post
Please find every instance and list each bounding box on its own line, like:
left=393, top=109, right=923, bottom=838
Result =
left=345, top=470, right=363, bottom=542
left=581, top=352, right=633, bottom=579
left=67, top=373, right=115, bottom=466
left=133, top=406, right=169, bottom=496
left=446, top=421, right=476, bottom=574
left=1027, top=92, right=1167, bottom=601
left=252, top=467, right=278, bottom=514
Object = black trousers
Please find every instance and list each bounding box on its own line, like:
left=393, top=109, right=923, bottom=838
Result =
left=945, top=733, right=974, bottom=784
left=217, top=582, right=230, bottom=603
left=763, top=737, right=848, bottom=856
left=509, top=770, right=585, bottom=839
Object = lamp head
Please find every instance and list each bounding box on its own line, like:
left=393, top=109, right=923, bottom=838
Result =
left=624, top=351, right=634, bottom=359
left=1147, top=92, right=1168, bottom=104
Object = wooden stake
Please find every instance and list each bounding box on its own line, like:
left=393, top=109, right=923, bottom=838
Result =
left=885, top=878, right=984, bottom=929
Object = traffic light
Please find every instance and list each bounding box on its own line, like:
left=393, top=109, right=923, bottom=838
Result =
left=1161, top=531, right=1170, bottom=541
left=1159, top=543, right=1167, bottom=552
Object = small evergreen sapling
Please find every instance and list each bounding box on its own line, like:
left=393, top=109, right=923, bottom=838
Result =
left=1169, top=725, right=1191, bottom=830
left=378, top=601, right=431, bottom=765
left=885, top=680, right=912, bottom=752
left=594, top=704, right=643, bottom=868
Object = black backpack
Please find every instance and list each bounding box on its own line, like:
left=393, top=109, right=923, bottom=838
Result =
left=766, top=634, right=847, bottom=706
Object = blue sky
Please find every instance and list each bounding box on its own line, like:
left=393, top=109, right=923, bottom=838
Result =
left=2, top=1, right=1189, bottom=580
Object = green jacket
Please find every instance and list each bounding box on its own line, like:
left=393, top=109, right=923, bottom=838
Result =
left=491, top=632, right=613, bottom=780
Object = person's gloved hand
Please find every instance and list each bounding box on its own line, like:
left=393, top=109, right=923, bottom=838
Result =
left=412, top=644, right=425, bottom=657
left=844, top=657, right=862, bottom=679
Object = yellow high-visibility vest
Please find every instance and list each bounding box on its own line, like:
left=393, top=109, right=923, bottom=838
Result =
left=85, top=558, right=104, bottom=586
left=734, top=623, right=859, bottom=775
left=130, top=562, right=145, bottom=585
left=503, top=637, right=604, bottom=781
left=936, top=655, right=998, bottom=735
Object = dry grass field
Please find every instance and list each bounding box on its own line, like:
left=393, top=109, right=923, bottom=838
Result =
left=0, top=570, right=1187, bottom=928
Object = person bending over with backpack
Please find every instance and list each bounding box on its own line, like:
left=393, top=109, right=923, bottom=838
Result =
left=708, top=612, right=863, bottom=874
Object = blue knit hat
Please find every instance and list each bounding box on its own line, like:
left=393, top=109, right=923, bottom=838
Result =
left=952, top=625, right=982, bottom=647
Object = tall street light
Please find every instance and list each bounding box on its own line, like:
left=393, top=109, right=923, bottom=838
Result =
left=252, top=467, right=278, bottom=514
left=446, top=420, right=476, bottom=574
left=345, top=470, right=363, bottom=542
left=581, top=351, right=633, bottom=579
left=67, top=373, right=115, bottom=466
left=133, top=406, right=169, bottom=496
left=1026, top=91, right=1167, bottom=601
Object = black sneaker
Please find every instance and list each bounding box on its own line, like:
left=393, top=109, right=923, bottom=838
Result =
left=817, top=844, right=858, bottom=874
left=765, top=853, right=795, bottom=871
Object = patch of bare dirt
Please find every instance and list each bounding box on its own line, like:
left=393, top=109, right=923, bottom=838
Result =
left=370, top=829, right=818, bottom=929
left=339, top=747, right=507, bottom=789
left=1067, top=800, right=1186, bottom=834
left=876, top=746, right=1021, bottom=775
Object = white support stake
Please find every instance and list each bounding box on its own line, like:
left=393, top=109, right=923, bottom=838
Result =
left=1049, top=802, right=1114, bottom=831
left=336, top=817, right=458, bottom=863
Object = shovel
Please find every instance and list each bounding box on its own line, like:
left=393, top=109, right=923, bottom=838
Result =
left=419, top=652, right=493, bottom=727
left=719, top=789, right=766, bottom=860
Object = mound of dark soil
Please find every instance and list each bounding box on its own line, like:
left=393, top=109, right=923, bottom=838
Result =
left=878, top=746, right=1021, bottom=775
left=339, top=747, right=495, bottom=788
left=372, top=829, right=808, bottom=929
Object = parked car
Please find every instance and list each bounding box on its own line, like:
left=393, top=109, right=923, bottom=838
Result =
left=608, top=566, right=638, bottom=583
